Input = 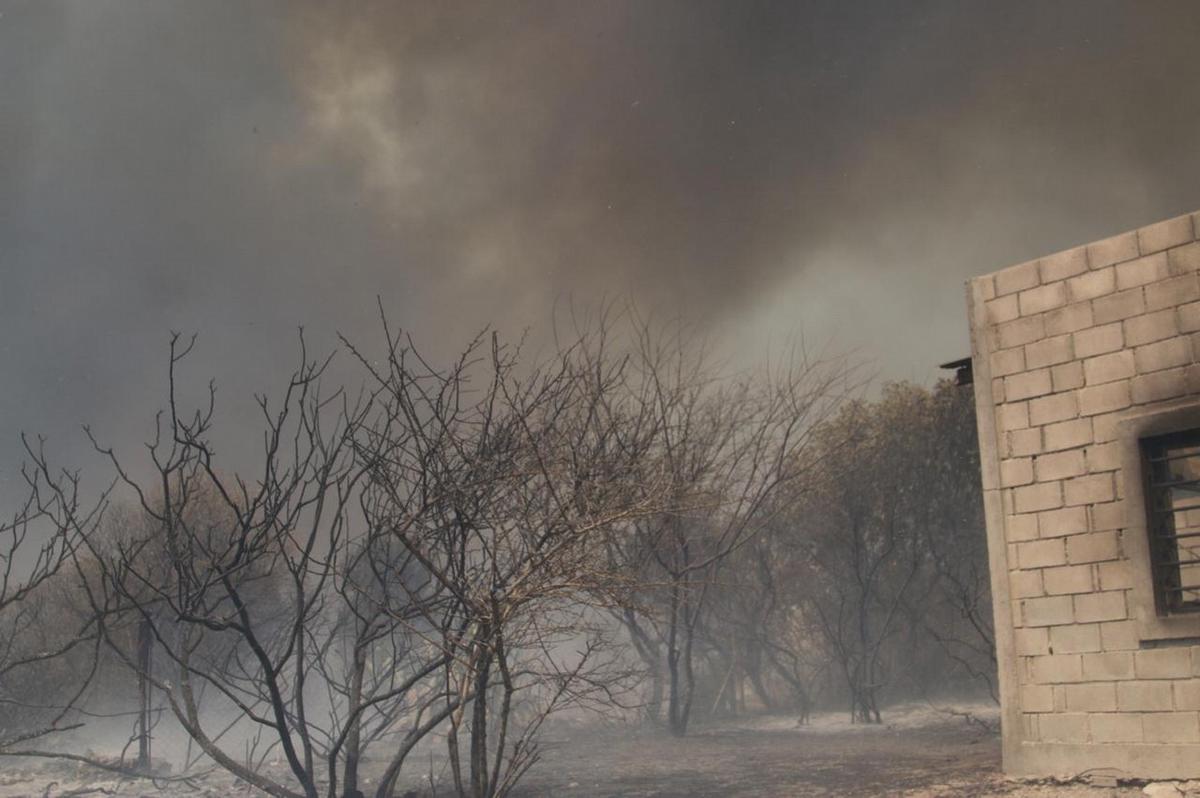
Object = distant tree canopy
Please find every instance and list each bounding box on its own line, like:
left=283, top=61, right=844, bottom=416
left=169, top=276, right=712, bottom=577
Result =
left=636, top=379, right=991, bottom=728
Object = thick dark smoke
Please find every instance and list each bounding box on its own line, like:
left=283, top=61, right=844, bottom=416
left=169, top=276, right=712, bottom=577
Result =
left=3, top=0, right=1200, bottom=479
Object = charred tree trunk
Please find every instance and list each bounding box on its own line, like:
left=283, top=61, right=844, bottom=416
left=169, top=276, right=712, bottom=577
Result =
left=646, top=665, right=666, bottom=724
left=469, top=633, right=493, bottom=798
left=341, top=645, right=367, bottom=798
left=136, top=618, right=153, bottom=771
left=665, top=577, right=689, bottom=737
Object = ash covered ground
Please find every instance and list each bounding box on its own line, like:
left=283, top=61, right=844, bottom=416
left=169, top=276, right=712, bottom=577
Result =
left=0, top=704, right=1153, bottom=797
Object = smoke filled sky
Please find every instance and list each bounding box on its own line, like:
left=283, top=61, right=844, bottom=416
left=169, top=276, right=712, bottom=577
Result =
left=3, top=1, right=1200, bottom=477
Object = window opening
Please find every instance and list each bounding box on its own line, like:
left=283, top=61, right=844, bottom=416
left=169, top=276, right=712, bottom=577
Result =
left=1144, top=428, right=1200, bottom=614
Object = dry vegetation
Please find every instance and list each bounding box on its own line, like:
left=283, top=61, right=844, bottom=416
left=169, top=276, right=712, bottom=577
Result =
left=0, top=309, right=1003, bottom=797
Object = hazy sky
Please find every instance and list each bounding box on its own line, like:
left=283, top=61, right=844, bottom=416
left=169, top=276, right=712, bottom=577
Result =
left=3, top=1, right=1200, bottom=481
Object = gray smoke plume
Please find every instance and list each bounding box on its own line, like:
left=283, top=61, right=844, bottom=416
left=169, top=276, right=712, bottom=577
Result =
left=3, top=0, right=1200, bottom=479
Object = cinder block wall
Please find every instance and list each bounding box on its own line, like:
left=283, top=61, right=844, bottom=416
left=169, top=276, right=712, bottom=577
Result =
left=968, top=211, right=1200, bottom=778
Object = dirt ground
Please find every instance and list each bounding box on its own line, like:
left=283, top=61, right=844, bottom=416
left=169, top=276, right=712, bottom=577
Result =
left=0, top=703, right=1166, bottom=797
left=509, top=703, right=1143, bottom=798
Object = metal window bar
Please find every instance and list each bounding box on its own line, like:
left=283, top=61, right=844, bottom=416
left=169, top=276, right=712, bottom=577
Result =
left=1147, top=448, right=1200, bottom=464
left=1144, top=428, right=1200, bottom=614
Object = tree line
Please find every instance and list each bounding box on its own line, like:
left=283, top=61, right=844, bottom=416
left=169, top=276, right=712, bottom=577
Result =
left=0, top=310, right=992, bottom=797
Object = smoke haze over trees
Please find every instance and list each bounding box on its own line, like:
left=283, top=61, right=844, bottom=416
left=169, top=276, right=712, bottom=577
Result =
left=0, top=313, right=991, bottom=796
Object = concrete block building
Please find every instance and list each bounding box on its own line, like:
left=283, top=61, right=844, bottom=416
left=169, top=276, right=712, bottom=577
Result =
left=968, top=210, right=1200, bottom=778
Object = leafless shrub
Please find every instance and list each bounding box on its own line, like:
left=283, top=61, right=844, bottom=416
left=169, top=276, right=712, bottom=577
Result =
left=0, top=437, right=108, bottom=753
left=605, top=316, right=854, bottom=736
